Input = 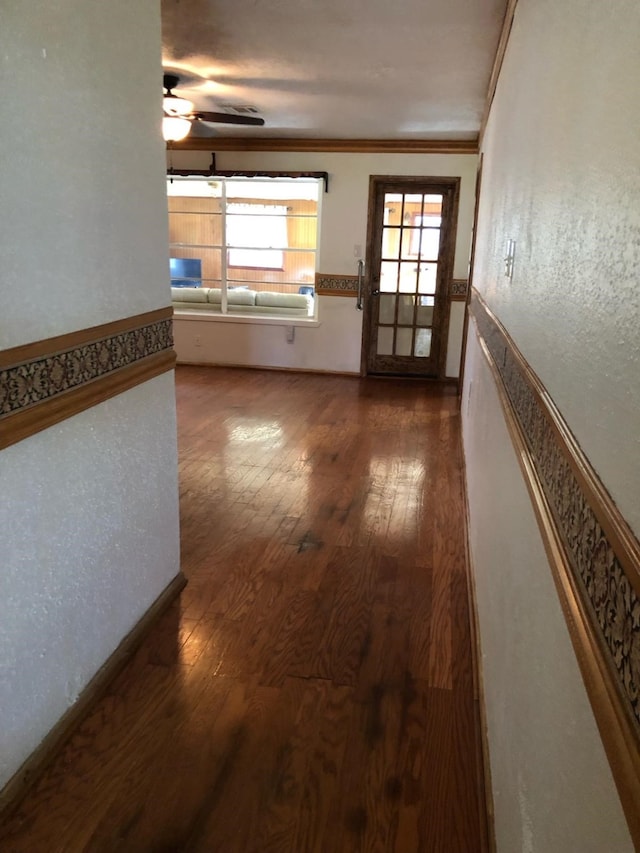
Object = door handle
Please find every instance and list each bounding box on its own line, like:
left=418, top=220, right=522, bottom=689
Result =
left=371, top=288, right=380, bottom=295
left=356, top=259, right=365, bottom=310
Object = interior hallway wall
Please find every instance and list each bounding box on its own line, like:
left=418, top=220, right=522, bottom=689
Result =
left=462, top=0, right=639, bottom=849
left=0, top=2, right=180, bottom=791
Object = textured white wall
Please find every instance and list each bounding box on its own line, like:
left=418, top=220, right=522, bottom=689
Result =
left=472, top=0, right=640, bottom=533
left=446, top=300, right=466, bottom=377
left=0, top=3, right=180, bottom=790
left=463, top=0, right=640, bottom=848
left=173, top=296, right=362, bottom=374
left=168, top=149, right=476, bottom=375
left=0, top=3, right=170, bottom=348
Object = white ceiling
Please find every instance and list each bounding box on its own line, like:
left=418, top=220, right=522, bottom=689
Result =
left=161, top=0, right=507, bottom=140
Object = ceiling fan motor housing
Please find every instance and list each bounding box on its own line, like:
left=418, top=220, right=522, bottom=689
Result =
left=163, top=73, right=181, bottom=94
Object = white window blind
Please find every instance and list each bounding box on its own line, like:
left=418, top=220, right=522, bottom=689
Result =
left=227, top=204, right=287, bottom=269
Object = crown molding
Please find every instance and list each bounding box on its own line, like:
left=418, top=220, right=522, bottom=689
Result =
left=169, top=137, right=479, bottom=155
left=479, top=0, right=519, bottom=146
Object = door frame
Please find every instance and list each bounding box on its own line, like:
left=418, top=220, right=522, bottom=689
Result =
left=360, top=175, right=460, bottom=379
left=458, top=154, right=483, bottom=401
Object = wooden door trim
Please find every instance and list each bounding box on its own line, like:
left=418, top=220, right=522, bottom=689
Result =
left=437, top=179, right=460, bottom=380
left=458, top=154, right=484, bottom=401
left=361, top=175, right=461, bottom=379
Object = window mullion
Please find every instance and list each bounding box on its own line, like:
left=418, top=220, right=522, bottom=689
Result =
left=221, top=181, right=228, bottom=314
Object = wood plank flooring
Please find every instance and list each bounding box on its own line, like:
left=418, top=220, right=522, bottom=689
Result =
left=0, top=366, right=487, bottom=852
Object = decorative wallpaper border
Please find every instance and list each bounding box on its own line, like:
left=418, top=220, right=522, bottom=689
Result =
left=316, top=273, right=469, bottom=300
left=314, top=272, right=359, bottom=297
left=470, top=289, right=640, bottom=840
left=0, top=308, right=175, bottom=450
left=450, top=278, right=469, bottom=299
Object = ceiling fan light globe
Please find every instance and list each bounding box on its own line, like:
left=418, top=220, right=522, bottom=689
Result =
left=163, top=95, right=194, bottom=116
left=163, top=116, right=191, bottom=142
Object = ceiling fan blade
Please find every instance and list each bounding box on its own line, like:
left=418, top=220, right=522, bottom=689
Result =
left=194, top=111, right=265, bottom=126
left=187, top=120, right=219, bottom=138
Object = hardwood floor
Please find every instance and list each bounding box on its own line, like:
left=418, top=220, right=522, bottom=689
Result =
left=0, top=366, right=487, bottom=852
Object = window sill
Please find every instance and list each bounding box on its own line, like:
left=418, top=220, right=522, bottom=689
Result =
left=172, top=308, right=321, bottom=328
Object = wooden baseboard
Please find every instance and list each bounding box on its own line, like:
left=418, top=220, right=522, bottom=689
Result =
left=0, top=571, right=187, bottom=820
left=361, top=373, right=459, bottom=387
left=460, top=441, right=497, bottom=853
left=175, top=360, right=361, bottom=377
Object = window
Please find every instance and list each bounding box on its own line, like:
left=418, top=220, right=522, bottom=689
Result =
left=227, top=204, right=287, bottom=270
left=168, top=177, right=321, bottom=317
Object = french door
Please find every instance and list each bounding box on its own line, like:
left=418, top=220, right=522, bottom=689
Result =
left=363, top=176, right=459, bottom=377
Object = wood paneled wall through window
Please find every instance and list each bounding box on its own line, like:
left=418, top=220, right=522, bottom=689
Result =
left=168, top=196, right=318, bottom=294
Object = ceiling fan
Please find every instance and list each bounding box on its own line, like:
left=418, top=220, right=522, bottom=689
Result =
left=162, top=73, right=265, bottom=141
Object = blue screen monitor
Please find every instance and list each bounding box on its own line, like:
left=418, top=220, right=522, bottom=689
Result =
left=170, top=257, right=202, bottom=287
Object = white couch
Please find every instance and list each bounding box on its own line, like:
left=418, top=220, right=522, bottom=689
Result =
left=171, top=287, right=311, bottom=317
